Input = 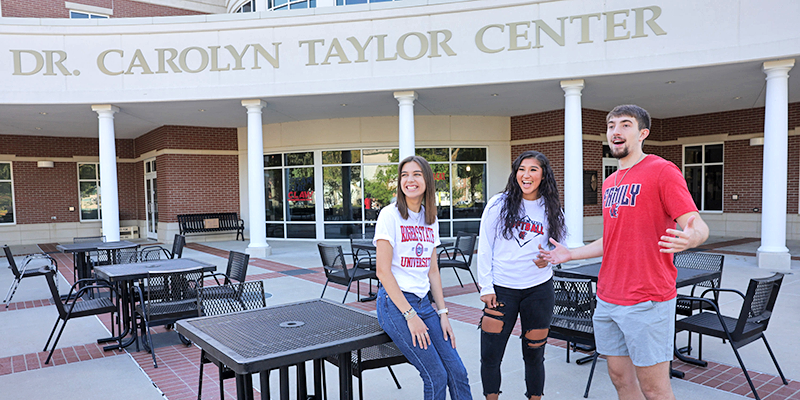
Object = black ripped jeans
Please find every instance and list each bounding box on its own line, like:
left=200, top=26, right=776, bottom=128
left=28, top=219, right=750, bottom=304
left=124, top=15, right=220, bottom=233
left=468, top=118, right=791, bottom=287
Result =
left=480, top=279, right=554, bottom=398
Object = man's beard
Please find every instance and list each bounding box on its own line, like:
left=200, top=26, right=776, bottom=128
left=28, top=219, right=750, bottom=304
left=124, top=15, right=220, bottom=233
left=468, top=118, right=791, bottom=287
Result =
left=610, top=145, right=629, bottom=159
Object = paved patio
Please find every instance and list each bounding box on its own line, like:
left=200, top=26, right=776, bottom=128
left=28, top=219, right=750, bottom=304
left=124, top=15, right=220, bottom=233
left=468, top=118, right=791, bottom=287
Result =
left=1, top=236, right=799, bottom=399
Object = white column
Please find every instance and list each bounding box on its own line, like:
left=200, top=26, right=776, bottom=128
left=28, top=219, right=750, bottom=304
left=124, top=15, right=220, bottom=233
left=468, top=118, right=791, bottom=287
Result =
left=242, top=99, right=271, bottom=257
left=560, top=80, right=585, bottom=248
left=394, top=91, right=418, bottom=161
left=254, top=0, right=267, bottom=12
left=315, top=0, right=335, bottom=6
left=91, top=105, right=121, bottom=242
left=757, top=59, right=794, bottom=271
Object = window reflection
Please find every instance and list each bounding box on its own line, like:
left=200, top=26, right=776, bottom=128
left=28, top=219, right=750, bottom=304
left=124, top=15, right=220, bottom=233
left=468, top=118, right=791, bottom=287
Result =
left=264, top=169, right=284, bottom=221
left=286, top=167, right=315, bottom=221
left=363, top=164, right=397, bottom=220
left=452, top=163, right=486, bottom=219
left=323, top=166, right=362, bottom=221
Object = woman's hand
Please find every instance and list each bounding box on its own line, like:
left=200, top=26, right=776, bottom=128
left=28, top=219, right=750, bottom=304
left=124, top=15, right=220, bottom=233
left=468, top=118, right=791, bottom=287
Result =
left=480, top=293, right=498, bottom=309
left=408, top=315, right=431, bottom=349
left=440, top=315, right=457, bottom=349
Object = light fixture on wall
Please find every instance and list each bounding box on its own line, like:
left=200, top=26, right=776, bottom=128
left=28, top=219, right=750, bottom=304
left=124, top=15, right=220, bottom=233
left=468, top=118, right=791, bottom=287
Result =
left=37, top=161, right=54, bottom=168
left=750, top=137, right=764, bottom=146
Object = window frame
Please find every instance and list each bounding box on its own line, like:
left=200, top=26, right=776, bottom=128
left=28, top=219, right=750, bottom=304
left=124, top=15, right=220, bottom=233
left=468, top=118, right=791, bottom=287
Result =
left=0, top=162, right=16, bottom=225
left=682, top=142, right=724, bottom=213
left=68, top=10, right=109, bottom=19
left=77, top=162, right=102, bottom=222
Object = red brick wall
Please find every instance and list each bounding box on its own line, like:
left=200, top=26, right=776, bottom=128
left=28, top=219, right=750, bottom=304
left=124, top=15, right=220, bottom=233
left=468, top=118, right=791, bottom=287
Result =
left=13, top=161, right=79, bottom=224
left=0, top=135, right=131, bottom=158
left=1, top=0, right=206, bottom=18
left=135, top=125, right=238, bottom=157
left=156, top=154, right=240, bottom=222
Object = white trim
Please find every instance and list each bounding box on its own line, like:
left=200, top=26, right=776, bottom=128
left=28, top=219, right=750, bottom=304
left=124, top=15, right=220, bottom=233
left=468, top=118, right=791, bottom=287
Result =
left=77, top=162, right=102, bottom=222
left=682, top=142, right=724, bottom=212
left=64, top=1, right=113, bottom=16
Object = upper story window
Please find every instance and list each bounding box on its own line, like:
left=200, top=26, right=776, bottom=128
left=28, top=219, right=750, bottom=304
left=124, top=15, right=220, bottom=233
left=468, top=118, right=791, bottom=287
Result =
left=683, top=144, right=723, bottom=211
left=0, top=162, right=15, bottom=224
left=336, top=0, right=398, bottom=4
left=268, top=0, right=315, bottom=10
left=69, top=10, right=109, bottom=19
left=78, top=163, right=102, bottom=221
left=235, top=0, right=256, bottom=12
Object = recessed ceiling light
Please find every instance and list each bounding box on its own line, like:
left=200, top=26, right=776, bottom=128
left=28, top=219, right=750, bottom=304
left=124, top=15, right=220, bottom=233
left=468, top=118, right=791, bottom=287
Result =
left=35, top=127, right=42, bottom=130
left=39, top=112, right=47, bottom=115
left=340, top=103, right=347, bottom=107
left=665, top=81, right=676, bottom=84
left=734, top=96, right=742, bottom=100
left=491, top=93, right=499, bottom=97
left=198, top=109, right=206, bottom=112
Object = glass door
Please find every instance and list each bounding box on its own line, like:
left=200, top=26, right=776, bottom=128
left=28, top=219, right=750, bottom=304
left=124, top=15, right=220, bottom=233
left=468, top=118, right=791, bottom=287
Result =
left=144, top=159, right=158, bottom=239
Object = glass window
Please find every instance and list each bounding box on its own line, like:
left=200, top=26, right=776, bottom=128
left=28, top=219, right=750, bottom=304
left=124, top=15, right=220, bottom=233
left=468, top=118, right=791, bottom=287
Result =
left=323, top=166, right=362, bottom=221
left=431, top=163, right=450, bottom=220
left=0, top=163, right=14, bottom=224
left=363, top=164, right=397, bottom=220
left=264, top=154, right=282, bottom=168
left=286, top=167, right=315, bottom=221
left=69, top=10, right=109, bottom=18
left=452, top=164, right=486, bottom=219
left=286, top=152, right=313, bottom=166
left=236, top=0, right=255, bottom=12
left=363, top=149, right=399, bottom=164
left=78, top=163, right=101, bottom=220
left=416, top=148, right=448, bottom=162
left=452, top=147, right=487, bottom=162
left=265, top=170, right=284, bottom=221
left=684, top=144, right=723, bottom=211
left=323, top=150, right=361, bottom=164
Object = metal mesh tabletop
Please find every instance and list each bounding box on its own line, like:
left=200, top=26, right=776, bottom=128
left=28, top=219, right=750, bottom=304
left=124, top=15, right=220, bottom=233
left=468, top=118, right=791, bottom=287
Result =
left=56, top=240, right=137, bottom=253
left=178, top=299, right=388, bottom=374
left=94, top=258, right=214, bottom=282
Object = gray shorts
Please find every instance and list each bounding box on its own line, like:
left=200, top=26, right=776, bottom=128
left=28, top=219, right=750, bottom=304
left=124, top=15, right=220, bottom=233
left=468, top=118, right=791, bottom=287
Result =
left=593, top=297, right=676, bottom=367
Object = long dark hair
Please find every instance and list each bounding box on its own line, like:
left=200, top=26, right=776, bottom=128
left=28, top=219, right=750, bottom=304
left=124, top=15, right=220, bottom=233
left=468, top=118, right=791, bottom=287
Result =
left=396, top=155, right=437, bottom=225
left=498, top=151, right=565, bottom=244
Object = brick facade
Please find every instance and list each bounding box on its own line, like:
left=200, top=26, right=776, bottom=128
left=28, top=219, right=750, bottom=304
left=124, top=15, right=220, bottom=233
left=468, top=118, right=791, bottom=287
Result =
left=511, top=102, right=800, bottom=217
left=156, top=154, right=240, bottom=223
left=1, top=0, right=206, bottom=19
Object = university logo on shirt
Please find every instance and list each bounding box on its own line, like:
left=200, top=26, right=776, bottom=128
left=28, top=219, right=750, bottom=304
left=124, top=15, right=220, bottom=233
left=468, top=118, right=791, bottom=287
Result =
left=513, top=215, right=544, bottom=247
left=604, top=183, right=642, bottom=218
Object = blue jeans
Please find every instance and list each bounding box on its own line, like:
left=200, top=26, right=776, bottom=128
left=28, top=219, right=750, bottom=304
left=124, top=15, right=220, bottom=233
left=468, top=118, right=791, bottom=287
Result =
left=480, top=280, right=554, bottom=398
left=376, top=287, right=472, bottom=400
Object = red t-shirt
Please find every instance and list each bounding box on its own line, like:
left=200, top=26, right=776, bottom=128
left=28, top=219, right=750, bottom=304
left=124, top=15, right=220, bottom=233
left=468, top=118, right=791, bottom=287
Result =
left=598, top=155, right=698, bottom=306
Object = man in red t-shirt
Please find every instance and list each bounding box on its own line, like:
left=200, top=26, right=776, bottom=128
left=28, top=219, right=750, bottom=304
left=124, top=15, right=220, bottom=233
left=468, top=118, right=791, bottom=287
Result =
left=542, top=105, right=709, bottom=400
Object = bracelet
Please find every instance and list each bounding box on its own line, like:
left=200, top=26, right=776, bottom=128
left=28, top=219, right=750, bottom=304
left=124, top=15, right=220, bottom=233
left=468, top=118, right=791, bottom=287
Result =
left=402, top=308, right=417, bottom=321
left=437, top=308, right=449, bottom=315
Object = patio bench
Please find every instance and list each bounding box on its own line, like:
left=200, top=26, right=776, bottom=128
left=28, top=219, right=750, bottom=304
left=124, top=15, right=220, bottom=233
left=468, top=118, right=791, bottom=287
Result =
left=177, top=213, right=245, bottom=241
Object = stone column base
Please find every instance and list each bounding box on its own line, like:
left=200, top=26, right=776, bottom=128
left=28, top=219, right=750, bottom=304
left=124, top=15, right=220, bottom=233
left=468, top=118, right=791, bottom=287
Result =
left=757, top=250, right=791, bottom=271
left=246, top=244, right=272, bottom=258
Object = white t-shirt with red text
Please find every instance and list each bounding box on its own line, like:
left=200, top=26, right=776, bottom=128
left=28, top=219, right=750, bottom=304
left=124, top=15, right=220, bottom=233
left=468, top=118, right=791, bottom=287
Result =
left=373, top=203, right=441, bottom=298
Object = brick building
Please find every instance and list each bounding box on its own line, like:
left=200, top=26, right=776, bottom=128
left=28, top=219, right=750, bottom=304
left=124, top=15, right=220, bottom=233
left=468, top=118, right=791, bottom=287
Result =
left=0, top=0, right=798, bottom=269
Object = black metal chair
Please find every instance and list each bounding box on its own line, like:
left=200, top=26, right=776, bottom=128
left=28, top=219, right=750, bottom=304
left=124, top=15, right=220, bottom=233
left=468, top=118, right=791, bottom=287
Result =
left=673, top=251, right=725, bottom=353
left=206, top=250, right=250, bottom=286
left=318, top=243, right=377, bottom=303
left=674, top=273, right=787, bottom=400
left=349, top=233, right=378, bottom=299
left=3, top=245, right=58, bottom=307
left=550, top=277, right=598, bottom=398
left=436, top=231, right=478, bottom=291
left=323, top=342, right=408, bottom=400
left=141, top=234, right=186, bottom=260
left=42, top=269, right=119, bottom=364
left=133, top=267, right=204, bottom=368
left=196, top=280, right=267, bottom=400
left=71, top=235, right=106, bottom=281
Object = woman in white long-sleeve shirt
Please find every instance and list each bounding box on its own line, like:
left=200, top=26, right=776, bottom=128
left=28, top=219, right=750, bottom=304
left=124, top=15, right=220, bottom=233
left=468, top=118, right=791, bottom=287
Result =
left=477, top=150, right=566, bottom=400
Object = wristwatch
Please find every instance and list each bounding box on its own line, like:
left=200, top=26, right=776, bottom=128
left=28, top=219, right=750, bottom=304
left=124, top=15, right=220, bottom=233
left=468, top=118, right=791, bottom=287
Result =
left=437, top=307, right=449, bottom=316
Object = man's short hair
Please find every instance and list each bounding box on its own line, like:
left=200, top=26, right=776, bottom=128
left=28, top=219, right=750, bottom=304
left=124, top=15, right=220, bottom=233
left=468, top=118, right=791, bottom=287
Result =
left=607, top=105, right=651, bottom=131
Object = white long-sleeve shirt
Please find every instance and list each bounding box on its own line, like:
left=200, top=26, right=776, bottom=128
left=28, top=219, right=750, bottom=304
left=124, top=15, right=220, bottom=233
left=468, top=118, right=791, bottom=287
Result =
left=477, top=193, right=555, bottom=296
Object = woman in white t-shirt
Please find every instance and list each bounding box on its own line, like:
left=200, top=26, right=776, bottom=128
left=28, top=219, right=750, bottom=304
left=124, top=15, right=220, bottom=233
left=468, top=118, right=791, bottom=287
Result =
left=477, top=150, right=565, bottom=400
left=374, top=155, right=472, bottom=400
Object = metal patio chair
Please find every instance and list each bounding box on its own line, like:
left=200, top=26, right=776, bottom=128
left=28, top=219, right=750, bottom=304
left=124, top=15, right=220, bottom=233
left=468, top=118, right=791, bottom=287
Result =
left=550, top=277, right=598, bottom=398
left=673, top=251, right=725, bottom=354
left=436, top=231, right=478, bottom=291
left=323, top=342, right=408, bottom=400
left=3, top=245, right=58, bottom=307
left=141, top=234, right=186, bottom=260
left=318, top=243, right=377, bottom=303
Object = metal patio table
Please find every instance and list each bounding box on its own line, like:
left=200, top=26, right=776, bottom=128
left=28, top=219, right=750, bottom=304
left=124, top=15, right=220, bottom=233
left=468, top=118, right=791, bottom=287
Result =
left=94, top=258, right=215, bottom=351
left=57, top=240, right=138, bottom=282
left=554, top=261, right=723, bottom=378
left=176, top=298, right=391, bottom=400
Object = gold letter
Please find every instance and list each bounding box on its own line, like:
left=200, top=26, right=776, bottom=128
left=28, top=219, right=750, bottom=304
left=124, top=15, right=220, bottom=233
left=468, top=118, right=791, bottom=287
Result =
left=11, top=50, right=44, bottom=76
left=209, top=46, right=230, bottom=71
left=506, top=22, right=531, bottom=51
left=299, top=39, right=325, bottom=66
left=396, top=32, right=428, bottom=60
left=475, top=24, right=504, bottom=53
left=44, top=50, right=72, bottom=76
left=125, top=49, right=154, bottom=75
left=321, top=38, right=351, bottom=65
left=632, top=6, right=666, bottom=38
left=156, top=48, right=182, bottom=73
left=179, top=47, right=209, bottom=73
left=224, top=44, right=250, bottom=70
left=428, top=30, right=456, bottom=57
left=252, top=43, right=280, bottom=69
left=375, top=35, right=397, bottom=61
left=532, top=17, right=567, bottom=48
left=96, top=49, right=123, bottom=76
left=569, top=13, right=601, bottom=44
left=346, top=36, right=374, bottom=63
left=604, top=10, right=631, bottom=41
